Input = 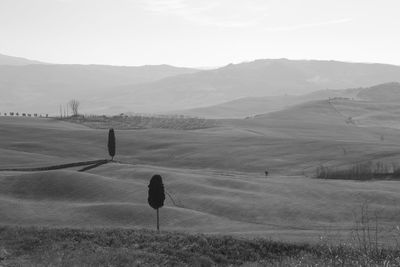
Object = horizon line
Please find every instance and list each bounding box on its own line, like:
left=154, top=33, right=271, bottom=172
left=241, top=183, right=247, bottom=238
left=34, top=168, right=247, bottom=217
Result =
left=1, top=52, right=400, bottom=69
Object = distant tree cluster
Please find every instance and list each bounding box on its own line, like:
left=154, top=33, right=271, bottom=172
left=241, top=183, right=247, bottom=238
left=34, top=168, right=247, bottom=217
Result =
left=58, top=99, right=80, bottom=118
left=69, top=99, right=80, bottom=116
left=316, top=161, right=400, bottom=180
left=60, top=114, right=220, bottom=130
left=1, top=112, right=48, bottom=118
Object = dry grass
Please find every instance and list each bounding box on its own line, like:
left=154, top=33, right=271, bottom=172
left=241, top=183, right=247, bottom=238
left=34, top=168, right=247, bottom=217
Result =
left=1, top=166, right=400, bottom=243
left=1, top=226, right=400, bottom=266
left=2, top=113, right=400, bottom=245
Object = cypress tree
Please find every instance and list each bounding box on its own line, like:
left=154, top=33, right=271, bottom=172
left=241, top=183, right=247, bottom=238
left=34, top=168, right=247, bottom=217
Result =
left=108, top=128, right=116, bottom=161
left=148, top=174, right=165, bottom=232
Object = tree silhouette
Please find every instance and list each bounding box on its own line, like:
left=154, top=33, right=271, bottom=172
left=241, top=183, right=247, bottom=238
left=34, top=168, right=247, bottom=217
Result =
left=69, top=99, right=80, bottom=116
left=148, top=174, right=165, bottom=232
left=108, top=128, right=116, bottom=161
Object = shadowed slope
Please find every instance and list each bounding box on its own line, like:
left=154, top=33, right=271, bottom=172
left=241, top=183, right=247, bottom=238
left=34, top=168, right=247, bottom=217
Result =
left=0, top=169, right=266, bottom=233
left=2, top=111, right=400, bottom=175
left=0, top=170, right=141, bottom=202
left=1, top=164, right=400, bottom=241
left=1, top=117, right=400, bottom=240
left=0, top=159, right=108, bottom=172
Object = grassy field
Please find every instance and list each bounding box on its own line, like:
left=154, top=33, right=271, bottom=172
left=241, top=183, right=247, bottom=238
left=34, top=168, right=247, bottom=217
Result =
left=1, top=226, right=400, bottom=266
left=1, top=100, right=400, bottom=265
left=0, top=113, right=400, bottom=237
left=3, top=102, right=400, bottom=175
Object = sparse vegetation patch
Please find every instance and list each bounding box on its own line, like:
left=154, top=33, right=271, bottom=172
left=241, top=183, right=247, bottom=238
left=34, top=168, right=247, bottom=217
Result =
left=59, top=114, right=221, bottom=130
left=1, top=226, right=400, bottom=266
left=316, top=161, right=400, bottom=180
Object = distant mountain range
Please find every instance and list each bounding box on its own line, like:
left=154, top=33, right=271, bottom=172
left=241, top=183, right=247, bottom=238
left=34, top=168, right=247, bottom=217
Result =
left=0, top=53, right=199, bottom=114
left=103, top=59, right=400, bottom=114
left=1, top=53, right=400, bottom=115
left=0, top=53, right=46, bottom=65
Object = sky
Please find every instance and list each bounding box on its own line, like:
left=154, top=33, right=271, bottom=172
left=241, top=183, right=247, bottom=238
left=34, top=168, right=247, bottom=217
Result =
left=0, top=0, right=399, bottom=67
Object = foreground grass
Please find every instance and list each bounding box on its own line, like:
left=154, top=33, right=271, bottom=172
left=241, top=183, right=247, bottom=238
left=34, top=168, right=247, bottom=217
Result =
left=0, top=227, right=400, bottom=266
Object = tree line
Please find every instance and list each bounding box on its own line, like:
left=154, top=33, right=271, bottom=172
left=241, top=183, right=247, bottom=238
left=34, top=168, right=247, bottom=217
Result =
left=59, top=99, right=80, bottom=118
left=0, top=112, right=48, bottom=118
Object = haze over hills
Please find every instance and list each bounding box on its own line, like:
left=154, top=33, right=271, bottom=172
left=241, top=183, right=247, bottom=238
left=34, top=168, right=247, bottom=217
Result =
left=2, top=66, right=400, bottom=240
left=0, top=54, right=200, bottom=114
left=174, top=88, right=360, bottom=119
left=0, top=53, right=46, bottom=66
left=2, top=54, right=400, bottom=115
left=175, top=82, right=400, bottom=119
left=101, top=59, right=400, bottom=114
left=357, top=82, right=400, bottom=102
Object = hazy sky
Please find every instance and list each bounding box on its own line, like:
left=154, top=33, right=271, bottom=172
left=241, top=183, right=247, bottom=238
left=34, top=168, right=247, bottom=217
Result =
left=1, top=0, right=399, bottom=67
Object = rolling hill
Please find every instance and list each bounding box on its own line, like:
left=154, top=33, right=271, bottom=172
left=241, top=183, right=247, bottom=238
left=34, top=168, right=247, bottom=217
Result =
left=357, top=82, right=400, bottom=102
left=1, top=164, right=400, bottom=240
left=172, top=88, right=360, bottom=119
left=0, top=116, right=400, bottom=242
left=0, top=53, right=46, bottom=66
left=1, top=95, right=400, bottom=241
left=104, top=59, right=400, bottom=114
left=249, top=82, right=400, bottom=130
left=0, top=54, right=200, bottom=114
left=173, top=82, right=400, bottom=119
left=2, top=55, right=400, bottom=115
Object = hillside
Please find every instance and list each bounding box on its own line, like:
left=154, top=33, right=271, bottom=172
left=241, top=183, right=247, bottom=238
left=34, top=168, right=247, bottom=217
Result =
left=1, top=160, right=400, bottom=240
left=357, top=82, right=400, bottom=102
left=1, top=116, right=400, bottom=242
left=0, top=53, right=46, bottom=65
left=0, top=58, right=199, bottom=114
left=173, top=88, right=359, bottom=119
left=2, top=99, right=400, bottom=174
left=240, top=97, right=400, bottom=138
left=244, top=85, right=400, bottom=130
left=174, top=82, right=400, bottom=119
left=2, top=56, right=400, bottom=115
left=106, top=59, right=400, bottom=114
